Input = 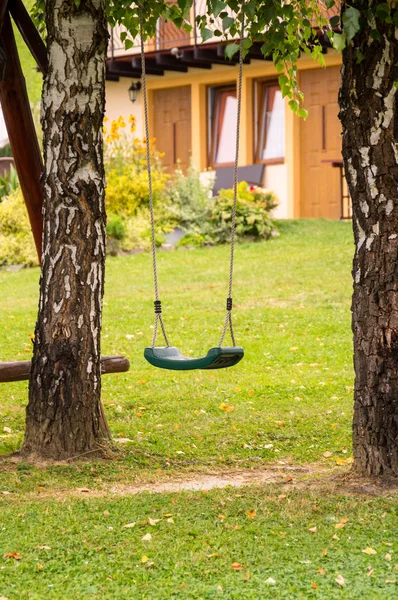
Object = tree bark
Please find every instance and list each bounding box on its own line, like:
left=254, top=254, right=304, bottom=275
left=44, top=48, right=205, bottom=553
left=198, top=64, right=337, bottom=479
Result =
left=22, top=0, right=110, bottom=460
left=339, top=3, right=398, bottom=477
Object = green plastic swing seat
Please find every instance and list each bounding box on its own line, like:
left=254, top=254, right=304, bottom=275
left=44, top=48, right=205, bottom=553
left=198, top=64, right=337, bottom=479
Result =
left=144, top=346, right=244, bottom=371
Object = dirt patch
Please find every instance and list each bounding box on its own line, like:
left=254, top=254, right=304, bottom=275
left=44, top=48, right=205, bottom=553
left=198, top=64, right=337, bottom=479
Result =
left=2, top=463, right=395, bottom=501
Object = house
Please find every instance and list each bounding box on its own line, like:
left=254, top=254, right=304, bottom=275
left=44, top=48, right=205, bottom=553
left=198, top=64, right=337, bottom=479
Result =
left=105, top=3, right=350, bottom=220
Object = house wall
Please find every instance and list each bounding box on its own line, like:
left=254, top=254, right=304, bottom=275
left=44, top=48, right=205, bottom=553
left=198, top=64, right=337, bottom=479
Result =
left=105, top=51, right=342, bottom=218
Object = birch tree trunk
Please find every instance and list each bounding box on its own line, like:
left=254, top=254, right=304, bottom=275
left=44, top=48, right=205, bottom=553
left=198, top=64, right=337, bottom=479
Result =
left=339, top=4, right=398, bottom=477
left=22, top=0, right=110, bottom=460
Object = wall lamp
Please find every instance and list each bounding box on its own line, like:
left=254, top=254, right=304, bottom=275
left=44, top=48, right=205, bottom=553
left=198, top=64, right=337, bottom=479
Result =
left=128, top=81, right=142, bottom=103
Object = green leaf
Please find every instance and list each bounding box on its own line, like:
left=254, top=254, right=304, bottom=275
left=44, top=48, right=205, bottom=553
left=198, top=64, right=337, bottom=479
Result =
left=332, top=32, right=346, bottom=52
left=225, top=43, right=240, bottom=60
left=325, top=0, right=335, bottom=8
left=201, top=27, right=213, bottom=42
left=212, top=0, right=226, bottom=18
left=288, top=99, right=299, bottom=113
left=342, top=6, right=361, bottom=43
left=330, top=15, right=340, bottom=29
left=278, top=75, right=289, bottom=88
left=275, top=62, right=285, bottom=73
left=125, top=39, right=134, bottom=50
left=297, top=108, right=308, bottom=119
left=222, top=16, right=235, bottom=31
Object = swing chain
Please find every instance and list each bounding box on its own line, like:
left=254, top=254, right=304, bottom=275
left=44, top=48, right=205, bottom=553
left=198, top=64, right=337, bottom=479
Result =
left=218, top=10, right=245, bottom=348
left=140, top=7, right=170, bottom=348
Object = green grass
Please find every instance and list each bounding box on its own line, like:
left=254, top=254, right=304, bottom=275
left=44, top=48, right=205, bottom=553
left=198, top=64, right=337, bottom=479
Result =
left=0, top=219, right=354, bottom=488
left=16, top=1, right=43, bottom=107
left=0, top=485, right=397, bottom=599
left=1, top=219, right=395, bottom=600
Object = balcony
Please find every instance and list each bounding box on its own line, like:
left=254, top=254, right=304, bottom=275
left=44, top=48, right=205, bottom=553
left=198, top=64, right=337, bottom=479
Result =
left=106, top=0, right=337, bottom=79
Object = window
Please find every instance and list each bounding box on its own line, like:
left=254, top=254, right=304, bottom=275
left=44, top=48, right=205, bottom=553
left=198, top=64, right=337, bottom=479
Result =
left=255, top=81, right=285, bottom=163
left=208, top=85, right=237, bottom=166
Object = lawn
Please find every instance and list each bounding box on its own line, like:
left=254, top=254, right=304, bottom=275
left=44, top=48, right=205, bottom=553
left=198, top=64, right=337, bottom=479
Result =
left=0, top=219, right=354, bottom=485
left=2, top=219, right=394, bottom=600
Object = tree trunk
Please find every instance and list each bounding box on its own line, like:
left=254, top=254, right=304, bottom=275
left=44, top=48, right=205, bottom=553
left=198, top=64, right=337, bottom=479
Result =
left=22, top=0, right=110, bottom=460
left=339, top=4, right=398, bottom=477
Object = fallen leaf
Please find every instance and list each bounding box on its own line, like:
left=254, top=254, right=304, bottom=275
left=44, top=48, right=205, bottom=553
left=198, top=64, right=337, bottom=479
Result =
left=367, top=567, right=374, bottom=577
left=323, top=451, right=333, bottom=458
left=123, top=522, right=136, bottom=529
left=3, top=427, right=11, bottom=434
left=382, top=541, right=393, bottom=546
left=141, top=555, right=149, bottom=563
left=243, top=570, right=250, bottom=581
left=335, top=457, right=354, bottom=465
left=335, top=574, right=345, bottom=586
left=335, top=523, right=346, bottom=530
left=308, top=527, right=317, bottom=533
left=362, top=547, right=377, bottom=555
left=37, top=563, right=44, bottom=570
left=219, top=403, right=235, bottom=413
left=395, top=565, right=398, bottom=571
left=340, top=517, right=349, bottom=524
left=3, top=552, right=21, bottom=560
left=385, top=579, right=396, bottom=584
left=142, top=533, right=152, bottom=542
left=206, top=553, right=218, bottom=558
left=218, top=514, right=226, bottom=521
left=265, top=577, right=276, bottom=585
left=284, top=476, right=293, bottom=483
left=278, top=494, right=287, bottom=500
left=148, top=518, right=161, bottom=526
left=103, top=510, right=110, bottom=517
left=247, top=510, right=256, bottom=519
left=77, top=488, right=90, bottom=493
left=167, top=517, right=174, bottom=524
left=317, top=568, right=325, bottom=575
left=332, top=534, right=339, bottom=540
left=36, top=545, right=51, bottom=550
left=322, top=548, right=328, bottom=556
left=385, top=553, right=392, bottom=561
left=230, top=562, right=243, bottom=571
left=311, top=583, right=318, bottom=589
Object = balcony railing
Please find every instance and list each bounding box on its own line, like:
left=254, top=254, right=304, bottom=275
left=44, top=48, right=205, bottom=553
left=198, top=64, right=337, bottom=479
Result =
left=108, top=0, right=233, bottom=59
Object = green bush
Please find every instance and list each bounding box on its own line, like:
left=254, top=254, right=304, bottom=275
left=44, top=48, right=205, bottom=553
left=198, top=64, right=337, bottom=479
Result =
left=206, top=181, right=278, bottom=244
left=0, top=165, right=19, bottom=201
left=0, top=189, right=38, bottom=266
left=165, top=164, right=212, bottom=233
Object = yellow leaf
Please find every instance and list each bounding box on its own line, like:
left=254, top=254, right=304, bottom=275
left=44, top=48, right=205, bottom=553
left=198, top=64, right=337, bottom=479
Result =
left=243, top=570, right=250, bottom=581
left=230, top=562, right=243, bottom=571
left=225, top=405, right=235, bottom=413
left=247, top=510, right=256, bottom=519
left=142, top=533, right=152, bottom=541
left=308, top=527, right=317, bottom=533
left=335, top=523, right=346, bottom=530
left=335, top=574, right=345, bottom=586
left=317, top=568, right=325, bottom=575
left=311, top=583, right=318, bottom=589
left=141, top=555, right=149, bottom=563
left=37, top=563, right=44, bottom=570
left=3, top=552, right=21, bottom=560
left=218, top=514, right=226, bottom=521
left=362, top=547, right=377, bottom=555
left=103, top=510, right=110, bottom=516
left=322, top=549, right=328, bottom=557
left=123, top=522, right=136, bottom=529
left=385, top=553, right=392, bottom=561
left=332, top=534, right=339, bottom=540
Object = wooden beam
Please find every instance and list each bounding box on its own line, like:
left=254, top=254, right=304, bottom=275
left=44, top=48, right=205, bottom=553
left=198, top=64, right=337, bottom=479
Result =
left=155, top=54, right=188, bottom=72
left=131, top=56, right=164, bottom=75
left=0, top=12, right=43, bottom=260
left=8, top=0, right=48, bottom=74
left=0, top=355, right=130, bottom=383
left=193, top=47, right=236, bottom=66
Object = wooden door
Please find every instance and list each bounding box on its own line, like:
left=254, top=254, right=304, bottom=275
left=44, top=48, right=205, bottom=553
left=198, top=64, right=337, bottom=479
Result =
left=300, top=66, right=342, bottom=219
left=153, top=86, right=191, bottom=172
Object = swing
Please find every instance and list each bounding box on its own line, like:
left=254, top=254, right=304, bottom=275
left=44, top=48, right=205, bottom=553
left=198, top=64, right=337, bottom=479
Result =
left=140, top=9, right=245, bottom=371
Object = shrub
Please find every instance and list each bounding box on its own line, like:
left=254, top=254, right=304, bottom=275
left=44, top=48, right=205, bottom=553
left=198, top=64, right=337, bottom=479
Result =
left=0, top=165, right=19, bottom=201
left=104, top=116, right=168, bottom=217
left=0, top=189, right=38, bottom=266
left=165, top=164, right=212, bottom=233
left=207, top=182, right=278, bottom=244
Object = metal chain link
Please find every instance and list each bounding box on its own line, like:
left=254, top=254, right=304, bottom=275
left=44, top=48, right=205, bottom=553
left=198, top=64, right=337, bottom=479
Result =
left=140, top=8, right=170, bottom=348
left=218, top=10, right=245, bottom=348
